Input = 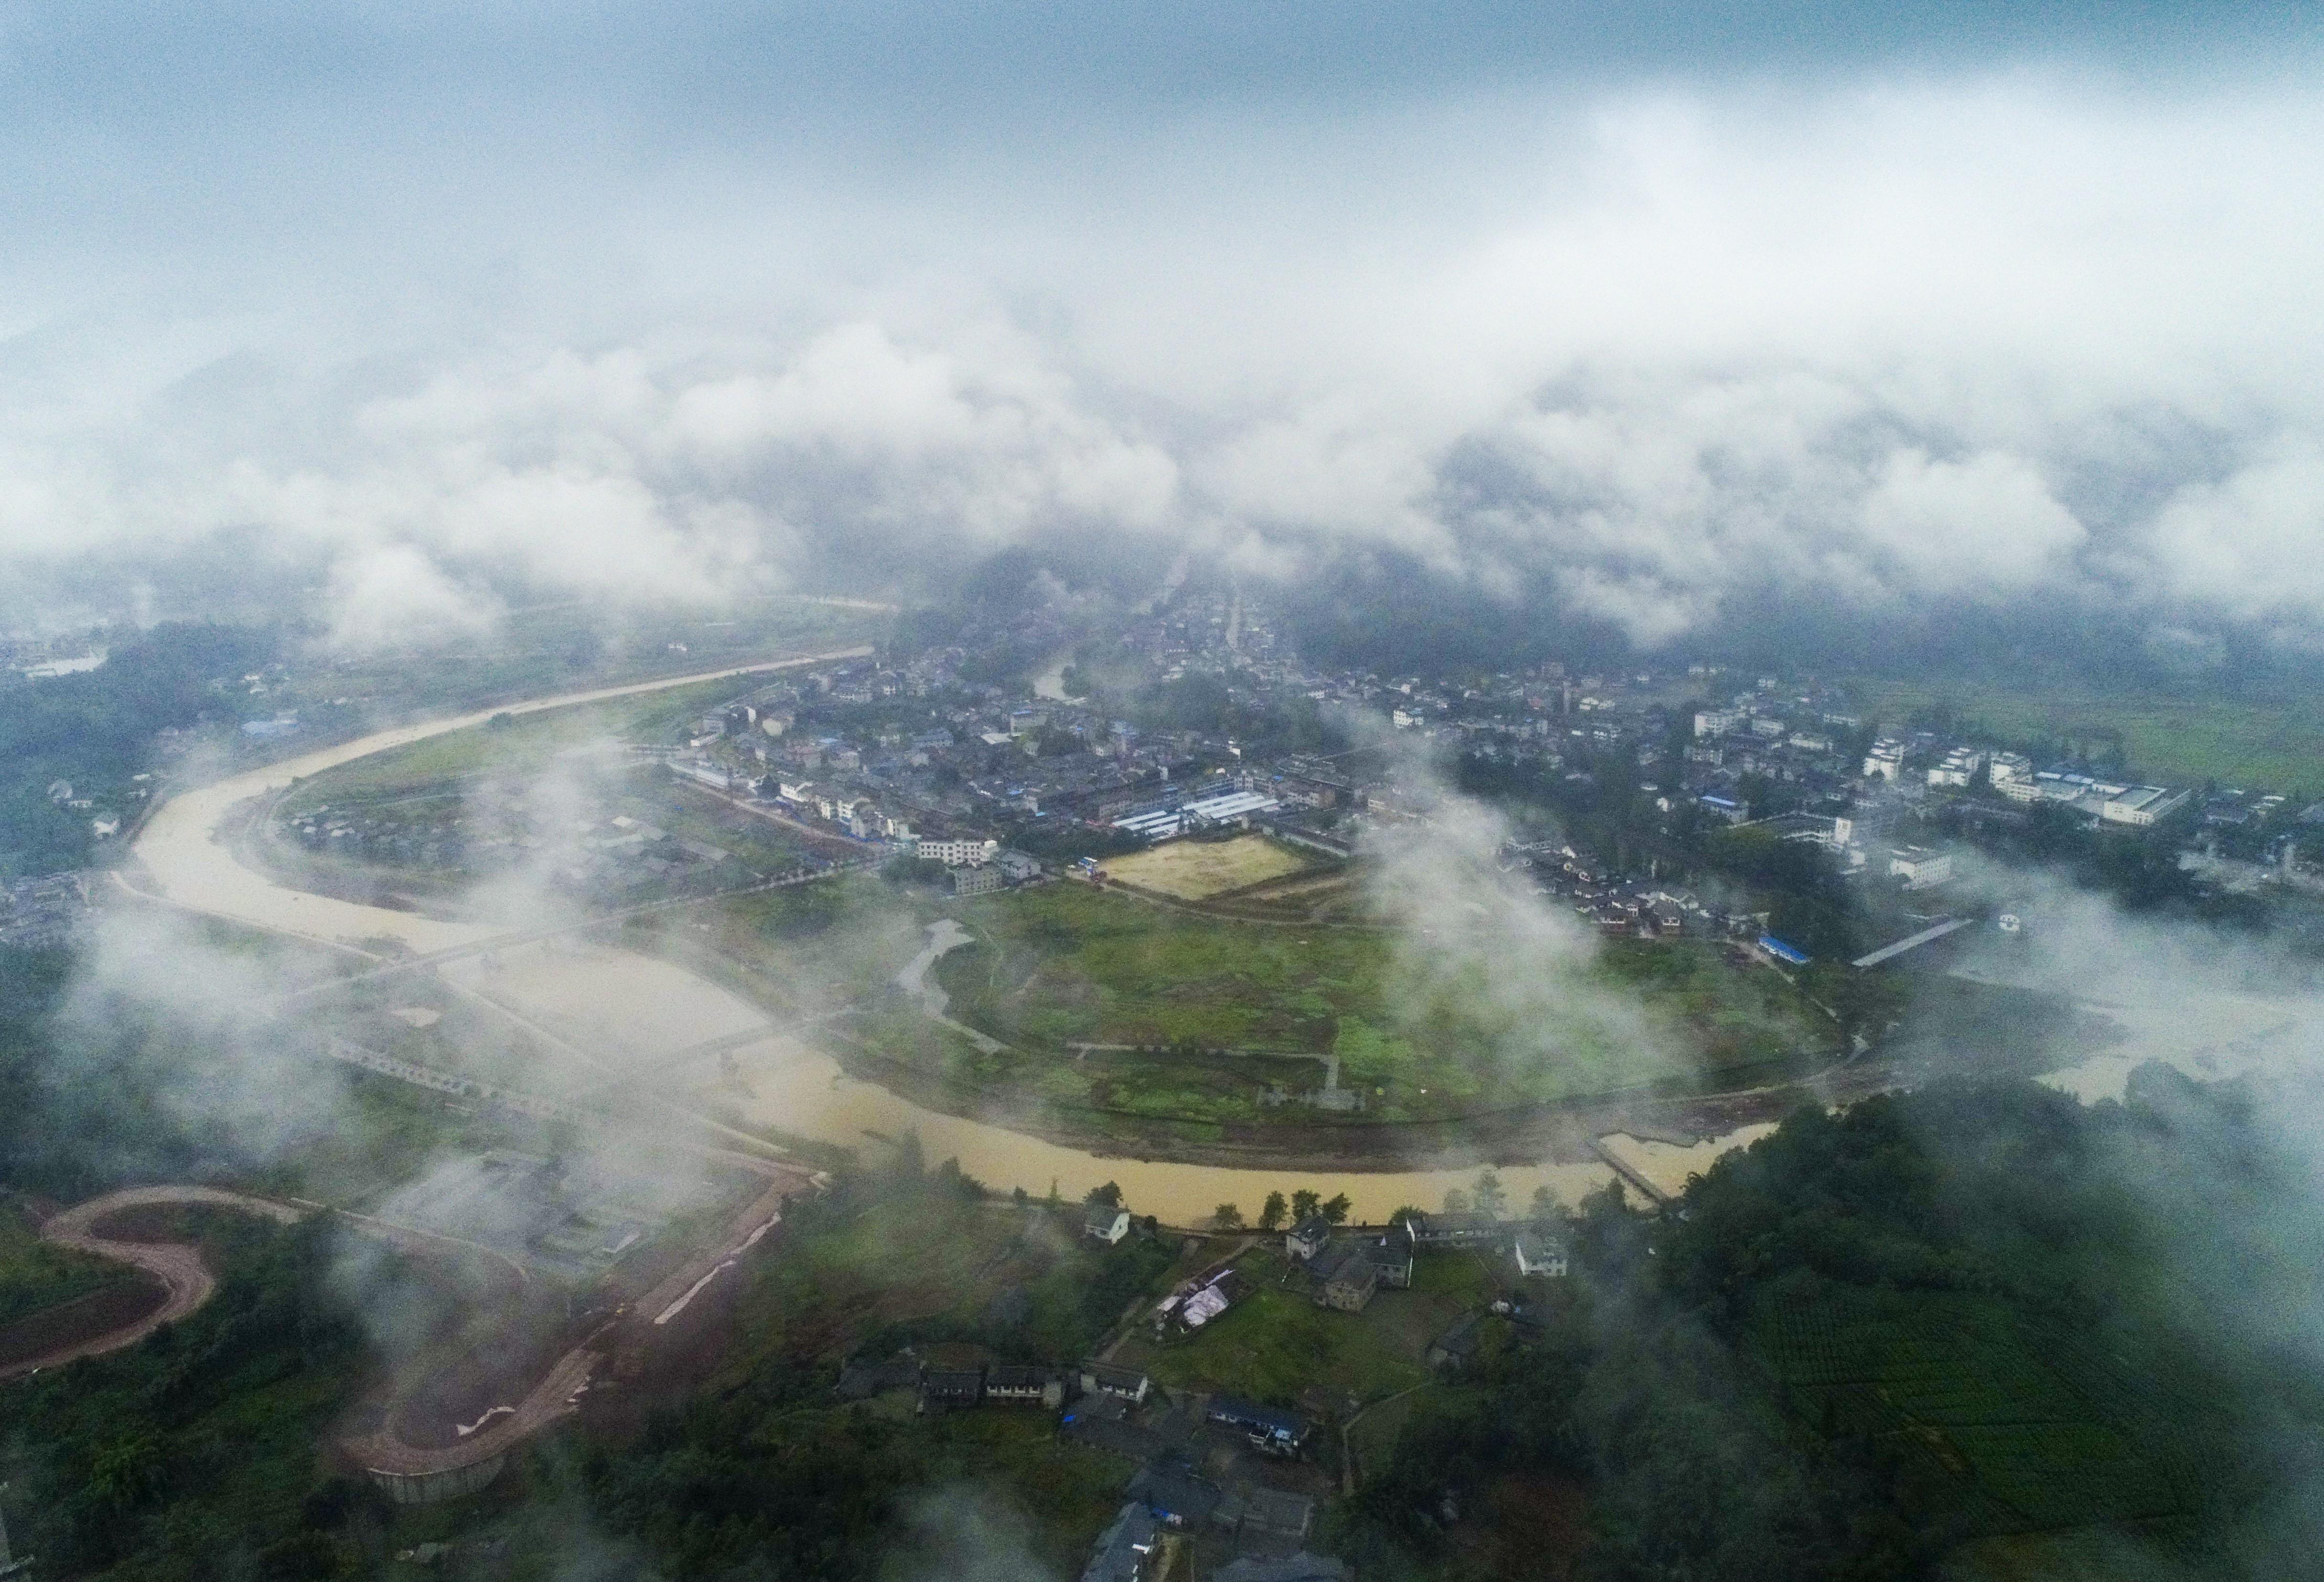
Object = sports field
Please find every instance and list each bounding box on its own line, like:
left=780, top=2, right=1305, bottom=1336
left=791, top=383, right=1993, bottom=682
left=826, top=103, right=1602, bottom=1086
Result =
left=1099, top=834, right=1316, bottom=899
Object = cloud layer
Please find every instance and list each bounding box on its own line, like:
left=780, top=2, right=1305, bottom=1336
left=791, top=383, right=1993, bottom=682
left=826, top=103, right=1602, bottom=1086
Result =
left=0, top=9, right=2319, bottom=649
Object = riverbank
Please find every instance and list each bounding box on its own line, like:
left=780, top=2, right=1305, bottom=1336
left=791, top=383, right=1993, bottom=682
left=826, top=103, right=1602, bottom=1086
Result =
left=131, top=649, right=2156, bottom=1229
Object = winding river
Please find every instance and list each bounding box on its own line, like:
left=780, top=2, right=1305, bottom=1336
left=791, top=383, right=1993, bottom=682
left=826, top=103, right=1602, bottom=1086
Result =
left=138, top=654, right=2315, bottom=1227
left=128, top=653, right=1622, bottom=1223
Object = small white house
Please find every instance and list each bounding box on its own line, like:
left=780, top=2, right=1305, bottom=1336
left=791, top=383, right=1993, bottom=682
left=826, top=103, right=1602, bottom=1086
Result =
left=1513, top=1230, right=1569, bottom=1279
left=1085, top=1204, right=1132, bottom=1244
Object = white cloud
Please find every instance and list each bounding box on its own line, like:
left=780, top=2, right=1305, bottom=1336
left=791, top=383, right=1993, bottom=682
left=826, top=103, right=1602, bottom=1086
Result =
left=324, top=543, right=503, bottom=652
left=1858, top=449, right=2086, bottom=595
left=2147, top=438, right=2324, bottom=620
left=1, top=66, right=2321, bottom=644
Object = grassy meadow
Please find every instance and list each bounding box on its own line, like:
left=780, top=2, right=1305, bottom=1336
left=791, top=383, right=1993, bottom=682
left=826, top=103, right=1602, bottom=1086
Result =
left=1844, top=677, right=2324, bottom=794
left=1120, top=1243, right=1500, bottom=1410
left=689, top=873, right=1834, bottom=1133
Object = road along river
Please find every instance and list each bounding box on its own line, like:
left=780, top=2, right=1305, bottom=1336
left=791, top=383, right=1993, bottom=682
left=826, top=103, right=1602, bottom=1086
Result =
left=129, top=653, right=1619, bottom=1223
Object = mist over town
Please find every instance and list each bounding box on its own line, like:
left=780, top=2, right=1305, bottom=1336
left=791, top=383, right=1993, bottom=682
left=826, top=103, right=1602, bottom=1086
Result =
left=4, top=5, right=2324, bottom=1581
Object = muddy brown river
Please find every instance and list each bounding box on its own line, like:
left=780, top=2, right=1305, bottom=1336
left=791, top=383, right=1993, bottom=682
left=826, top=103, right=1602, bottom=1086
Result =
left=126, top=656, right=1639, bottom=1222
left=137, top=658, right=2321, bottom=1225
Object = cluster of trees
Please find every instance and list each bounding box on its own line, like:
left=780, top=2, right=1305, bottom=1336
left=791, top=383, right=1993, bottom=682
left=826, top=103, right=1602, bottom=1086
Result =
left=590, top=1161, right=1167, bottom=1577
left=1460, top=727, right=2292, bottom=973
left=0, top=622, right=280, bottom=875
left=3, top=1214, right=383, bottom=1580
left=1211, top=1171, right=1562, bottom=1232
left=1210, top=1186, right=1353, bottom=1231
left=0, top=946, right=253, bottom=1201
left=1337, top=1071, right=2324, bottom=1579
left=1461, top=742, right=1874, bottom=957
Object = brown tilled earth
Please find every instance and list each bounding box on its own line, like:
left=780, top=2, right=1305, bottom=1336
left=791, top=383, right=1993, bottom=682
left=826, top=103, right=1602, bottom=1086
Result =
left=0, top=1279, right=168, bottom=1372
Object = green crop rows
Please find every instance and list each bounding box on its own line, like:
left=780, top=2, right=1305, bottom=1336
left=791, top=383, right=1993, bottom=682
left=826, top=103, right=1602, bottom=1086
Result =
left=1756, top=1287, right=2188, bottom=1535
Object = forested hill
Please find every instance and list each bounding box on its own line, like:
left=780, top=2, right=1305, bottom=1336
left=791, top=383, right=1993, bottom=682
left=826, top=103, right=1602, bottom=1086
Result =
left=0, top=622, right=276, bottom=875
left=1345, top=1069, right=2324, bottom=1580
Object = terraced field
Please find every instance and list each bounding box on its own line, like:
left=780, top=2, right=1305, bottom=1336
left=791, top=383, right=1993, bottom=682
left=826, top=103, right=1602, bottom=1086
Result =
left=1755, top=1285, right=2201, bottom=1536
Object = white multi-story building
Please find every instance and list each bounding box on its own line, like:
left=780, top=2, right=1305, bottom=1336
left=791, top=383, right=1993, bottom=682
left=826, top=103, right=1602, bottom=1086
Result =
left=1928, top=748, right=1986, bottom=788
left=948, top=864, right=1006, bottom=896
left=1888, top=846, right=1954, bottom=889
left=1693, top=709, right=1739, bottom=738
left=1862, top=739, right=1906, bottom=780
left=918, top=836, right=1000, bottom=867
left=2100, top=786, right=2191, bottom=828
left=1987, top=752, right=2034, bottom=791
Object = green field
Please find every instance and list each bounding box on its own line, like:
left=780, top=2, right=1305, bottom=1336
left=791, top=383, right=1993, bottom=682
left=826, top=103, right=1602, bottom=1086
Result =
left=688, top=877, right=1836, bottom=1133
left=1754, top=1284, right=2198, bottom=1537
left=280, top=674, right=756, bottom=813
left=922, top=884, right=1830, bottom=1123
left=1845, top=676, right=2324, bottom=794
left=0, top=1197, right=129, bottom=1329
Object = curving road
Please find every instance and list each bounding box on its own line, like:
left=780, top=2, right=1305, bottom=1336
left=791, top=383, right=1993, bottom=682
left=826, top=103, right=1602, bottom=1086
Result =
left=4, top=1186, right=307, bottom=1379
left=345, top=1157, right=822, bottom=1482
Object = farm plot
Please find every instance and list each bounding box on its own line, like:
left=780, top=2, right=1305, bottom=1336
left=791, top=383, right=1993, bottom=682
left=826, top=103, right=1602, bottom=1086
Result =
left=1756, top=1286, right=2188, bottom=1534
left=1123, top=1246, right=1480, bottom=1410
left=920, top=884, right=1804, bottom=1124
left=1842, top=675, right=2324, bottom=793
left=1129, top=1274, right=1429, bottom=1409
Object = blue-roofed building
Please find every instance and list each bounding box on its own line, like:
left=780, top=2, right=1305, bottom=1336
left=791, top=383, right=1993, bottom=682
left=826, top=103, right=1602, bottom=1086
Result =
left=1205, top=1395, right=1312, bottom=1456
left=1758, top=935, right=1811, bottom=966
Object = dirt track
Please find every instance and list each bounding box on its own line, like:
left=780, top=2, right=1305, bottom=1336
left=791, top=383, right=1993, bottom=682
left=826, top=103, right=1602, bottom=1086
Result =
left=3, top=1186, right=306, bottom=1380
left=346, top=1154, right=822, bottom=1479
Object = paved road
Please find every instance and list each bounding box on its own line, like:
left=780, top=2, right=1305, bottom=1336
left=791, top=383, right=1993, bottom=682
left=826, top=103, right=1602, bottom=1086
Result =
left=5, top=1186, right=306, bottom=1379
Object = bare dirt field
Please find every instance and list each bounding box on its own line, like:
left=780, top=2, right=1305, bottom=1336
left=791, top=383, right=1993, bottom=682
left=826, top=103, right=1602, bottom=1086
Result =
left=0, top=1186, right=304, bottom=1379
left=0, top=1281, right=167, bottom=1371
left=1101, top=834, right=1314, bottom=900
